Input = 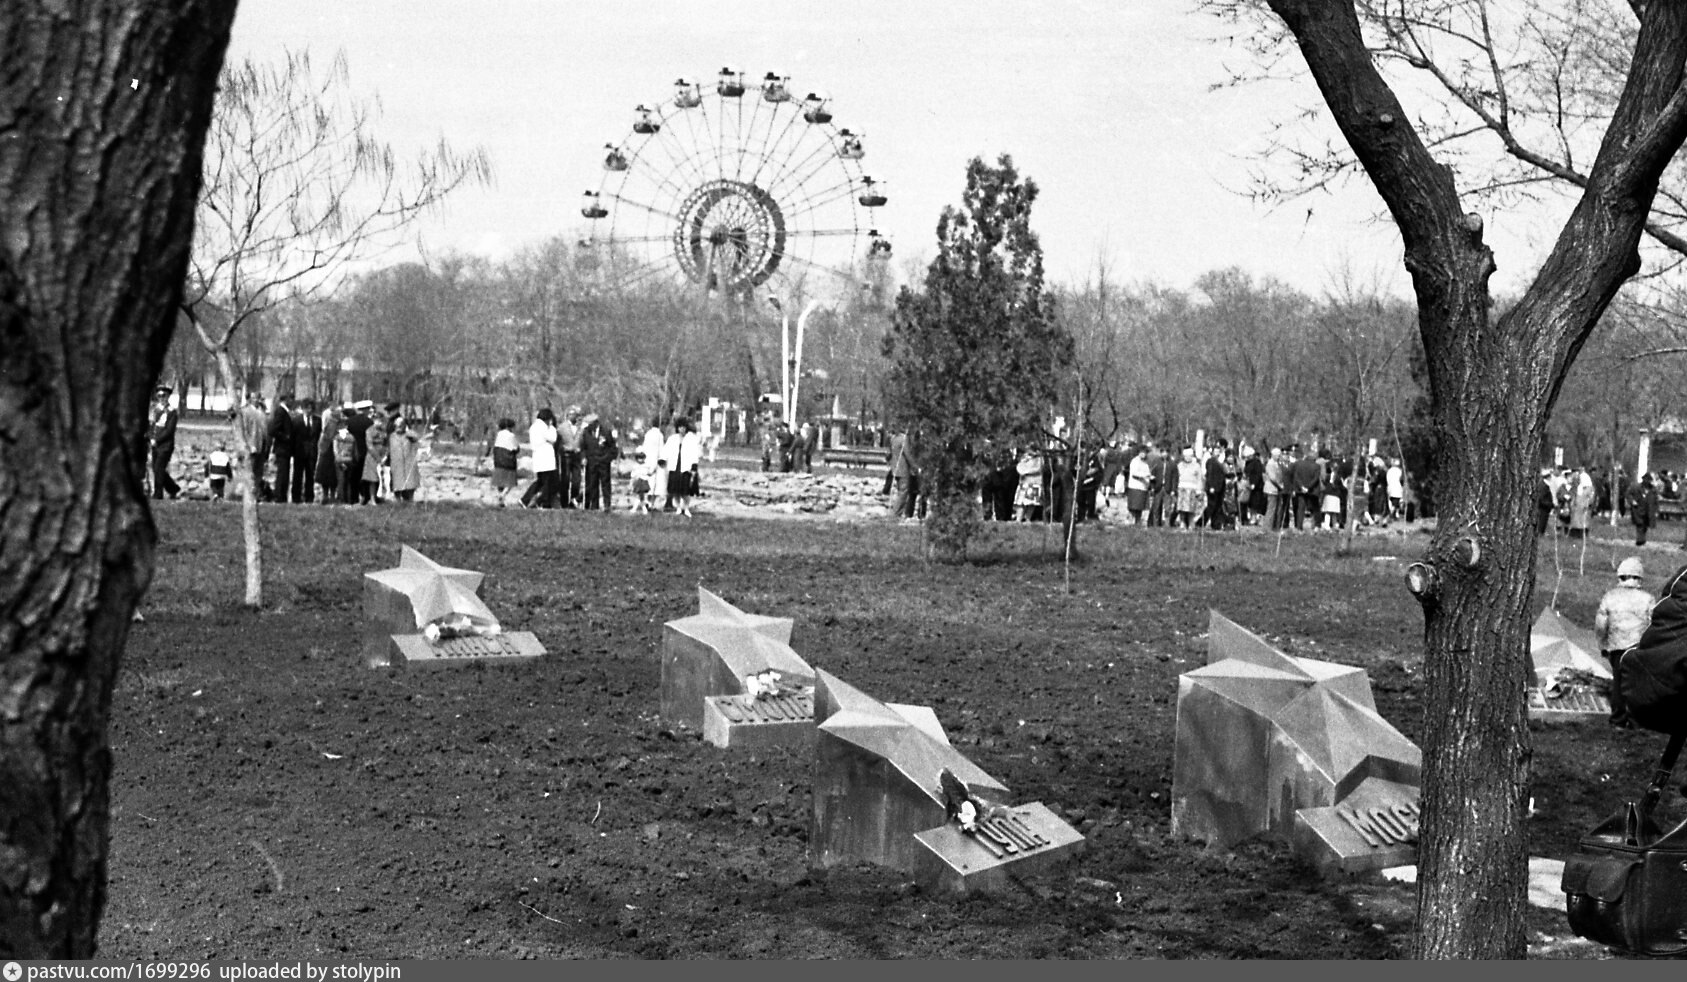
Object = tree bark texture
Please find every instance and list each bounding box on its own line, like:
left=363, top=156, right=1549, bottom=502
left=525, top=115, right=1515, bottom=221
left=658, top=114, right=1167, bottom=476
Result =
left=0, top=0, right=235, bottom=956
left=1265, top=0, right=1687, bottom=959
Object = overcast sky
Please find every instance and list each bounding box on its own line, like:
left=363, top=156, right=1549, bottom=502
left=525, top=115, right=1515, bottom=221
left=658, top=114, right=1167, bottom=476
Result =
left=224, top=0, right=1569, bottom=299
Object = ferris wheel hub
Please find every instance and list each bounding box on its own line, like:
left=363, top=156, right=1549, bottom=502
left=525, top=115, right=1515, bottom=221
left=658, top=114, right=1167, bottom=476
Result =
left=675, top=179, right=787, bottom=292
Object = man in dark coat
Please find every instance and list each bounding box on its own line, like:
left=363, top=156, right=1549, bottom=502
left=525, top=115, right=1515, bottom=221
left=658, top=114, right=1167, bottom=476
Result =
left=1242, top=448, right=1267, bottom=526
left=1290, top=445, right=1323, bottom=530
left=267, top=392, right=296, bottom=504
left=579, top=412, right=617, bottom=510
left=1202, top=440, right=1229, bottom=530
left=1147, top=442, right=1171, bottom=528
left=291, top=398, right=320, bottom=503
left=1632, top=472, right=1660, bottom=546
left=1618, top=561, right=1687, bottom=734
left=148, top=385, right=180, bottom=499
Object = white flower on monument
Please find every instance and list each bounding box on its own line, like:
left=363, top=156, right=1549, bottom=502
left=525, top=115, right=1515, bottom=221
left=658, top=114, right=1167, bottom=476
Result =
left=956, top=800, right=979, bottom=832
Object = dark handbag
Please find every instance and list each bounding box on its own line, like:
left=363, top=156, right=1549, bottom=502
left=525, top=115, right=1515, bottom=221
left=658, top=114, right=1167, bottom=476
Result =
left=1562, top=731, right=1687, bottom=956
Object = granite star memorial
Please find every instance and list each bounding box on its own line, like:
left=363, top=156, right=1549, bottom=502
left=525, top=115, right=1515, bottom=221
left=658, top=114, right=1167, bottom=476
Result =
left=362, top=545, right=545, bottom=669
left=811, top=669, right=1085, bottom=894
left=661, top=587, right=817, bottom=746
left=1171, top=611, right=1421, bottom=874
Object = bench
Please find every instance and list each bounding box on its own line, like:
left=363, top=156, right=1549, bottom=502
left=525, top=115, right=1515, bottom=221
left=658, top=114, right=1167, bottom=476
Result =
left=821, top=447, right=891, bottom=469
left=1659, top=497, right=1687, bottom=521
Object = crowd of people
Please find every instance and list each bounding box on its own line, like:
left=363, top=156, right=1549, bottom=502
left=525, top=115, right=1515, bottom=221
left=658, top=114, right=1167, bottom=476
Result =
left=881, top=431, right=1419, bottom=531
left=1532, top=462, right=1687, bottom=547
left=501, top=407, right=703, bottom=517
left=146, top=387, right=434, bottom=505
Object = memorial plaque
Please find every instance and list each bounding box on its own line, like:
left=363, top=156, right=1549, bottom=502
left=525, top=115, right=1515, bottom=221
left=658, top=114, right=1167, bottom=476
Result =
left=387, top=631, right=547, bottom=670
left=661, top=587, right=814, bottom=730
left=1292, top=777, right=1420, bottom=875
left=1172, top=611, right=1420, bottom=851
left=1527, top=686, right=1611, bottom=722
left=362, top=545, right=545, bottom=669
left=912, top=801, right=1087, bottom=895
left=702, top=691, right=816, bottom=750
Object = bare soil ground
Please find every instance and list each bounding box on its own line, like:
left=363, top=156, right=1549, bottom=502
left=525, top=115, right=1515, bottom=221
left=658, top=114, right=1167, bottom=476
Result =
left=100, top=445, right=1684, bottom=958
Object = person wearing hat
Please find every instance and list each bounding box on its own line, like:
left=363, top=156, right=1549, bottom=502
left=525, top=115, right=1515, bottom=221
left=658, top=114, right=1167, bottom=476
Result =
left=148, top=385, right=180, bottom=500
left=579, top=411, right=616, bottom=511
left=1597, top=557, right=1654, bottom=728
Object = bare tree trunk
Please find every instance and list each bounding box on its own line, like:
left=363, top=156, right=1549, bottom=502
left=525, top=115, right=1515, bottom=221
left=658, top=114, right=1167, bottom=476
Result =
left=212, top=347, right=264, bottom=607
left=0, top=0, right=236, bottom=955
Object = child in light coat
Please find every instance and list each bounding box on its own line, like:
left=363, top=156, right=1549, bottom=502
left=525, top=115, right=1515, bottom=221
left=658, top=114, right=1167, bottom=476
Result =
left=628, top=451, right=659, bottom=514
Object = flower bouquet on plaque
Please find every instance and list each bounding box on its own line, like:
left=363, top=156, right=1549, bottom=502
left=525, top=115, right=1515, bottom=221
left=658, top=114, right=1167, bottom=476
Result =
left=1541, top=666, right=1609, bottom=701
left=743, top=669, right=812, bottom=702
left=422, top=612, right=502, bottom=645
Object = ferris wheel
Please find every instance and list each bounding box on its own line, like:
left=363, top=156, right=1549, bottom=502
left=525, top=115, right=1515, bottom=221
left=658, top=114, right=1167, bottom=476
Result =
left=581, top=67, right=891, bottom=300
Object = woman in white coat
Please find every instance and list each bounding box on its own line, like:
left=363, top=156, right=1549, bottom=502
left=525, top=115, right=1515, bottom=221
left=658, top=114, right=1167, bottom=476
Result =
left=661, top=416, right=703, bottom=517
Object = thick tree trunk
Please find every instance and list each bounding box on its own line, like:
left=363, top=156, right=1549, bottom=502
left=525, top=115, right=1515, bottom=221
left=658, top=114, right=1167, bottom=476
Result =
left=0, top=0, right=235, bottom=956
left=1262, top=0, right=1687, bottom=956
left=1411, top=301, right=1542, bottom=957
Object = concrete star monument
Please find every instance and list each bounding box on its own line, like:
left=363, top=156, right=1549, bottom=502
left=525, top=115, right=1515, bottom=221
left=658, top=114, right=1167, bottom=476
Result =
left=1172, top=611, right=1420, bottom=874
left=812, top=669, right=1084, bottom=894
left=1529, top=607, right=1609, bottom=680
left=661, top=586, right=816, bottom=735
left=362, top=545, right=545, bottom=669
left=1526, top=607, right=1612, bottom=721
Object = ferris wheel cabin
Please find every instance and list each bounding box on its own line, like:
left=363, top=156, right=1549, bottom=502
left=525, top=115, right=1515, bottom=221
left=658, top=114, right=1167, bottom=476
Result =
left=580, top=190, right=607, bottom=220
left=858, top=176, right=886, bottom=208
left=673, top=77, right=703, bottom=108
left=801, top=92, right=832, bottom=124
left=603, top=144, right=629, bottom=172
left=762, top=72, right=792, bottom=102
left=632, top=104, right=660, bottom=135
left=868, top=230, right=892, bottom=257
left=837, top=129, right=865, bottom=160
left=717, top=66, right=746, bottom=97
